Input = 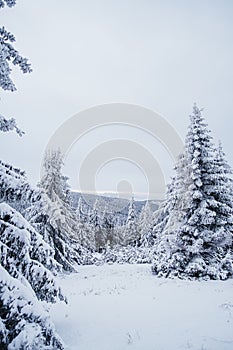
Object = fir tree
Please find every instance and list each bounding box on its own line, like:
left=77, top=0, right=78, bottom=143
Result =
left=101, top=207, right=116, bottom=248
left=76, top=196, right=84, bottom=221
left=124, top=197, right=138, bottom=246
left=0, top=3, right=66, bottom=347
left=152, top=105, right=233, bottom=280
left=75, top=197, right=95, bottom=253
left=88, top=199, right=105, bottom=252
left=38, top=149, right=95, bottom=268
left=26, top=191, right=80, bottom=272
left=138, top=201, right=154, bottom=247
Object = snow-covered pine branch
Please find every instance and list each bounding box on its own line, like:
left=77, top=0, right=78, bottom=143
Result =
left=0, top=203, right=66, bottom=303
left=0, top=26, right=31, bottom=92
left=0, top=0, right=16, bottom=8
left=0, top=159, right=35, bottom=214
left=0, top=2, right=31, bottom=135
left=0, top=265, right=64, bottom=350
left=0, top=115, right=24, bottom=136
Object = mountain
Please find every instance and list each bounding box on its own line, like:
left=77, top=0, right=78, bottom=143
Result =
left=70, top=191, right=160, bottom=217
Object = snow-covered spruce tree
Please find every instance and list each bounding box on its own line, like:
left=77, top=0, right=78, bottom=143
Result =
left=138, top=201, right=154, bottom=247
left=214, top=141, right=233, bottom=226
left=111, top=216, right=124, bottom=248
left=74, top=196, right=95, bottom=252
left=76, top=195, right=90, bottom=223
left=100, top=207, right=117, bottom=247
left=88, top=199, right=106, bottom=252
left=40, top=150, right=70, bottom=207
left=0, top=3, right=66, bottom=347
left=124, top=197, right=139, bottom=246
left=0, top=161, right=65, bottom=290
left=152, top=105, right=233, bottom=280
left=76, top=196, right=84, bottom=222
left=152, top=181, right=175, bottom=242
left=25, top=192, right=76, bottom=272
left=152, top=151, right=188, bottom=245
left=32, top=149, right=91, bottom=270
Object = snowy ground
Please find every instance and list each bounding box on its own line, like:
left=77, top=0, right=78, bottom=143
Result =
left=51, top=264, right=233, bottom=350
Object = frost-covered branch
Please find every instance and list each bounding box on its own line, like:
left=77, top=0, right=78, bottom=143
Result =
left=0, top=27, right=32, bottom=92
left=0, top=10, right=32, bottom=135
left=0, top=0, right=16, bottom=8
left=0, top=114, right=24, bottom=136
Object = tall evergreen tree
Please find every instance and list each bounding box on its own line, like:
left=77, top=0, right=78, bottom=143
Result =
left=124, top=197, right=138, bottom=246
left=138, top=201, right=154, bottom=247
left=76, top=196, right=84, bottom=221
left=28, top=150, right=90, bottom=271
left=0, top=3, right=66, bottom=347
left=88, top=199, right=105, bottom=252
left=152, top=105, right=233, bottom=280
left=152, top=151, right=189, bottom=244
left=101, top=207, right=116, bottom=247
left=0, top=196, right=66, bottom=348
left=75, top=197, right=95, bottom=253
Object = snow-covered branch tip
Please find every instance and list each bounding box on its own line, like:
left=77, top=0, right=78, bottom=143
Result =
left=0, top=2, right=31, bottom=135
left=0, top=0, right=16, bottom=8
left=0, top=115, right=24, bottom=136
left=0, top=27, right=32, bottom=92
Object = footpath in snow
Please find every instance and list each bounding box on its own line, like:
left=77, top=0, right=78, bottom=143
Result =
left=51, top=264, right=233, bottom=350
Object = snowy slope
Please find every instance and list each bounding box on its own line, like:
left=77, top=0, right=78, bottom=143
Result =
left=51, top=264, right=233, bottom=350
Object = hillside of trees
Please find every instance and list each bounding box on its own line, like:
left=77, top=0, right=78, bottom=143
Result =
left=1, top=1, right=233, bottom=348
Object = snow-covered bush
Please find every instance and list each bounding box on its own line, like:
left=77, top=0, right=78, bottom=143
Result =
left=93, top=246, right=153, bottom=265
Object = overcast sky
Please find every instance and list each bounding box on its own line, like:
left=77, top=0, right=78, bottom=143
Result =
left=1, top=0, right=233, bottom=198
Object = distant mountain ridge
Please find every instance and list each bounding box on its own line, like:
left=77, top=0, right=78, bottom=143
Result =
left=70, top=191, right=161, bottom=216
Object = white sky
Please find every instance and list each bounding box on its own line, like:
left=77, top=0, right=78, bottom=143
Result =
left=1, top=0, right=233, bottom=198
